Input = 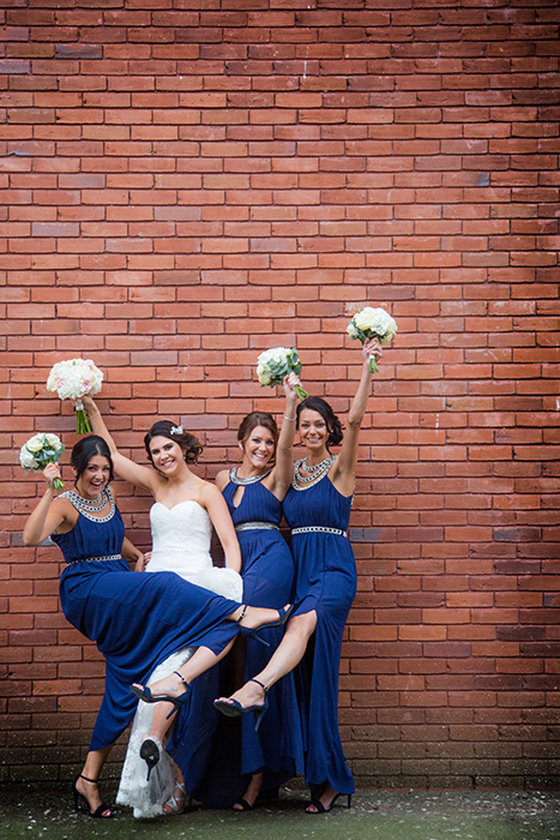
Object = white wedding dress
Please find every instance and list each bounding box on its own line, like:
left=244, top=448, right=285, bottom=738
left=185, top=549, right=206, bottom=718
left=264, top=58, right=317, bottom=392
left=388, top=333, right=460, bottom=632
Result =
left=116, top=500, right=243, bottom=818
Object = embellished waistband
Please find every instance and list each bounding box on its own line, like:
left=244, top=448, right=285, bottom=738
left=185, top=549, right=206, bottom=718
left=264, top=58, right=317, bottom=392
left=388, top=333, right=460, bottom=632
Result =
left=291, top=526, right=348, bottom=539
left=235, top=521, right=280, bottom=532
left=67, top=554, right=122, bottom=565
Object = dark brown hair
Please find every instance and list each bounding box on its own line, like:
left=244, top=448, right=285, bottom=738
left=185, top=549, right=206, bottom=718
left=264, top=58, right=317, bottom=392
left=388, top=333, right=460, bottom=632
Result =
left=237, top=411, right=279, bottom=448
left=71, top=435, right=114, bottom=482
left=296, top=396, right=343, bottom=450
left=144, top=420, right=203, bottom=465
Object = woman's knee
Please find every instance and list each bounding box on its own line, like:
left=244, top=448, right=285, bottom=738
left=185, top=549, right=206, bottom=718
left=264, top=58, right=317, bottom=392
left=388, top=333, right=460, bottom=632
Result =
left=287, top=611, right=316, bottom=640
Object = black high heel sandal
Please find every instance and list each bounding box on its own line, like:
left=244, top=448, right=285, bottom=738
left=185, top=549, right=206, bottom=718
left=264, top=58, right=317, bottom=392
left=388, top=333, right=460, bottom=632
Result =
left=237, top=603, right=294, bottom=647
left=71, top=774, right=113, bottom=818
left=140, top=735, right=162, bottom=781
left=213, top=677, right=269, bottom=731
left=306, top=791, right=352, bottom=814
left=130, top=670, right=191, bottom=719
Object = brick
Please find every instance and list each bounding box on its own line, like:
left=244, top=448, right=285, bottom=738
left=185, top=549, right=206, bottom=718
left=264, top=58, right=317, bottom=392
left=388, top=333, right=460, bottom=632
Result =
left=1, top=7, right=559, bottom=789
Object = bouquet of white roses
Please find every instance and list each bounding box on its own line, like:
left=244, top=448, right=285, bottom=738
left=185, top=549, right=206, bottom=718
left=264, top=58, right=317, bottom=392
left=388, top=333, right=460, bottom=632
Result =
left=46, top=358, right=103, bottom=434
left=19, top=433, right=65, bottom=489
left=347, top=306, right=397, bottom=372
left=256, top=347, right=308, bottom=400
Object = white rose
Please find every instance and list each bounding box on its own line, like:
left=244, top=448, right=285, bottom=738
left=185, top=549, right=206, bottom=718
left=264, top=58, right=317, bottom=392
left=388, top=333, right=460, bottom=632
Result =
left=44, top=433, right=62, bottom=448
left=19, top=447, right=37, bottom=469
left=25, top=435, right=45, bottom=453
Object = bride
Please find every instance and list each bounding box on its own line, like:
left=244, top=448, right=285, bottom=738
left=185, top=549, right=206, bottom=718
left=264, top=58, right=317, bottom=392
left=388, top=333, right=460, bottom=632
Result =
left=82, top=397, right=271, bottom=817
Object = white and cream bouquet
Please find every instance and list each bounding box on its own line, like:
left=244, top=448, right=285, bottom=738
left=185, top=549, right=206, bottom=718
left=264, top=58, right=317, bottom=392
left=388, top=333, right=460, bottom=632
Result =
left=347, top=306, right=398, bottom=372
left=19, top=433, right=65, bottom=489
left=256, top=347, right=308, bottom=400
left=46, top=358, right=103, bottom=434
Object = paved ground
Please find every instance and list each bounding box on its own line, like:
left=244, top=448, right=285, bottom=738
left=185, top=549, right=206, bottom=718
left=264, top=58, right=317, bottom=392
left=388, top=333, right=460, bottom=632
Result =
left=1, top=786, right=559, bottom=840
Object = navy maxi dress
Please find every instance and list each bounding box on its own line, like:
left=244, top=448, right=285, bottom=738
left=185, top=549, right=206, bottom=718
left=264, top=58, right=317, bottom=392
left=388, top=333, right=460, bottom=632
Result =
left=222, top=474, right=303, bottom=787
left=282, top=472, right=357, bottom=797
left=52, top=488, right=241, bottom=752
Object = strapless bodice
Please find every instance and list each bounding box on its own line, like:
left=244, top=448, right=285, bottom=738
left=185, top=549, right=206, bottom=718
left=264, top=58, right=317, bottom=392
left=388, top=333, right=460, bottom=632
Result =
left=147, top=499, right=243, bottom=601
left=148, top=499, right=212, bottom=572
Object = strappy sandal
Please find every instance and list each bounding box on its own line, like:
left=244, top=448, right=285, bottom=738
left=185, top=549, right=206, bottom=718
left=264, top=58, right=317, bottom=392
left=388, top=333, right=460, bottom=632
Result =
left=131, top=670, right=191, bottom=719
left=162, top=781, right=187, bottom=815
left=213, top=677, right=269, bottom=731
left=71, top=773, right=113, bottom=818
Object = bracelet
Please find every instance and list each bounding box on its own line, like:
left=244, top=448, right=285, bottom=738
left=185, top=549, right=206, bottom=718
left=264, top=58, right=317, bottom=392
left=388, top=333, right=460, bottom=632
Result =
left=283, top=414, right=297, bottom=421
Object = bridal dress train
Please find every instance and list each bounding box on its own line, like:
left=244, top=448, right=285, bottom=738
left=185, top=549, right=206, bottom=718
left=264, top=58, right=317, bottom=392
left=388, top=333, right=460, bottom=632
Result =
left=116, top=500, right=243, bottom=818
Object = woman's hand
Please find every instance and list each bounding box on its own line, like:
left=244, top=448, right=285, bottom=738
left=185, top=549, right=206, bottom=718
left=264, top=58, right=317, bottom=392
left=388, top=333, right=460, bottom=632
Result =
left=43, top=462, right=62, bottom=491
left=135, top=551, right=151, bottom=573
left=283, top=371, right=301, bottom=400
left=363, top=337, right=382, bottom=369
left=81, top=394, right=97, bottom=414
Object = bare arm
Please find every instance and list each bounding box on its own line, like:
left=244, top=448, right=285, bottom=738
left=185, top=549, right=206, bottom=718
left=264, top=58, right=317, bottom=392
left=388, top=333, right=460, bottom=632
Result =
left=266, top=372, right=300, bottom=500
left=82, top=395, right=157, bottom=495
left=199, top=481, right=242, bottom=574
left=121, top=535, right=145, bottom=570
left=331, top=338, right=382, bottom=497
left=23, top=463, right=75, bottom=545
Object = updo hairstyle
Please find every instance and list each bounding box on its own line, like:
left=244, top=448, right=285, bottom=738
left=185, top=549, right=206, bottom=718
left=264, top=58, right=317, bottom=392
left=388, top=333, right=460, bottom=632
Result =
left=144, top=420, right=203, bottom=465
left=71, top=435, right=114, bottom=482
left=295, top=396, right=343, bottom=450
left=237, top=411, right=279, bottom=448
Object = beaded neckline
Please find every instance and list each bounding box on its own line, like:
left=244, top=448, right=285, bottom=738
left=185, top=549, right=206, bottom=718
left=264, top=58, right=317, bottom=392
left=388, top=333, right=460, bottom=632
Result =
left=292, top=455, right=336, bottom=491
left=60, top=486, right=115, bottom=523
left=229, top=466, right=273, bottom=485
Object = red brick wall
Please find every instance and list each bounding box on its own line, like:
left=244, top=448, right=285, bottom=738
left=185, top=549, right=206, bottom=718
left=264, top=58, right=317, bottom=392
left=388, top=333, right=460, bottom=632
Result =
left=2, top=0, right=559, bottom=788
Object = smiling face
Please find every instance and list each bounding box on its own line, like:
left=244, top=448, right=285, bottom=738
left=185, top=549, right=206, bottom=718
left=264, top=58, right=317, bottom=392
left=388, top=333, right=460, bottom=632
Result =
left=240, top=424, right=276, bottom=472
left=75, top=454, right=112, bottom=499
left=148, top=435, right=185, bottom=476
left=298, top=408, right=329, bottom=456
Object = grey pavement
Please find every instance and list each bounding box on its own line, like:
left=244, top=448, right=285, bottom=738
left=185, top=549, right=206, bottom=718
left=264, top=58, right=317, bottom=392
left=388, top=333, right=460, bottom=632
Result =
left=1, top=786, right=559, bottom=840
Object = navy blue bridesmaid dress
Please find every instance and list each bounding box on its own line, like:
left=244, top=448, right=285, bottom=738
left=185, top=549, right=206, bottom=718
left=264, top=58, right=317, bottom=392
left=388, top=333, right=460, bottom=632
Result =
left=52, top=487, right=241, bottom=752
left=222, top=475, right=303, bottom=789
left=282, top=472, right=357, bottom=797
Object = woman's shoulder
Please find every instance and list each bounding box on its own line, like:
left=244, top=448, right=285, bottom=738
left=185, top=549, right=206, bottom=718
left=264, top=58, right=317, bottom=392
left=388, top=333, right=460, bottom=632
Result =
left=214, top=468, right=230, bottom=491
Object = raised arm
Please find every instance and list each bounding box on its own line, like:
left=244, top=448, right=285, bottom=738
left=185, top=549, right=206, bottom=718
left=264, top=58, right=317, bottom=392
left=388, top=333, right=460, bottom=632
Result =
left=199, top=481, right=242, bottom=574
left=82, top=395, right=157, bottom=494
left=266, top=372, right=300, bottom=499
left=330, top=338, right=382, bottom=497
left=23, top=463, right=74, bottom=545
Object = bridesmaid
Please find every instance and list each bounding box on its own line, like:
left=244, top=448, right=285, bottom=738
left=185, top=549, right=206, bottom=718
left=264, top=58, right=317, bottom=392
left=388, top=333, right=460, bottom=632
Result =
left=214, top=373, right=303, bottom=809
left=214, top=337, right=382, bottom=813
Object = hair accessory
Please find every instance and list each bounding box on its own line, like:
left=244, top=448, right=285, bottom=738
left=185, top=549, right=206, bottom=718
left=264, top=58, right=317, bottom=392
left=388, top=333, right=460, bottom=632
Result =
left=170, top=425, right=183, bottom=435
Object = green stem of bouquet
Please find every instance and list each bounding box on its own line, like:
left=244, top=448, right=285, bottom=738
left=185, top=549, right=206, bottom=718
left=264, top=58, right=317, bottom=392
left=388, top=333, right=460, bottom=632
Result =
left=368, top=355, right=378, bottom=374
left=76, top=409, right=93, bottom=435
left=295, top=384, right=308, bottom=400
left=53, top=478, right=64, bottom=490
